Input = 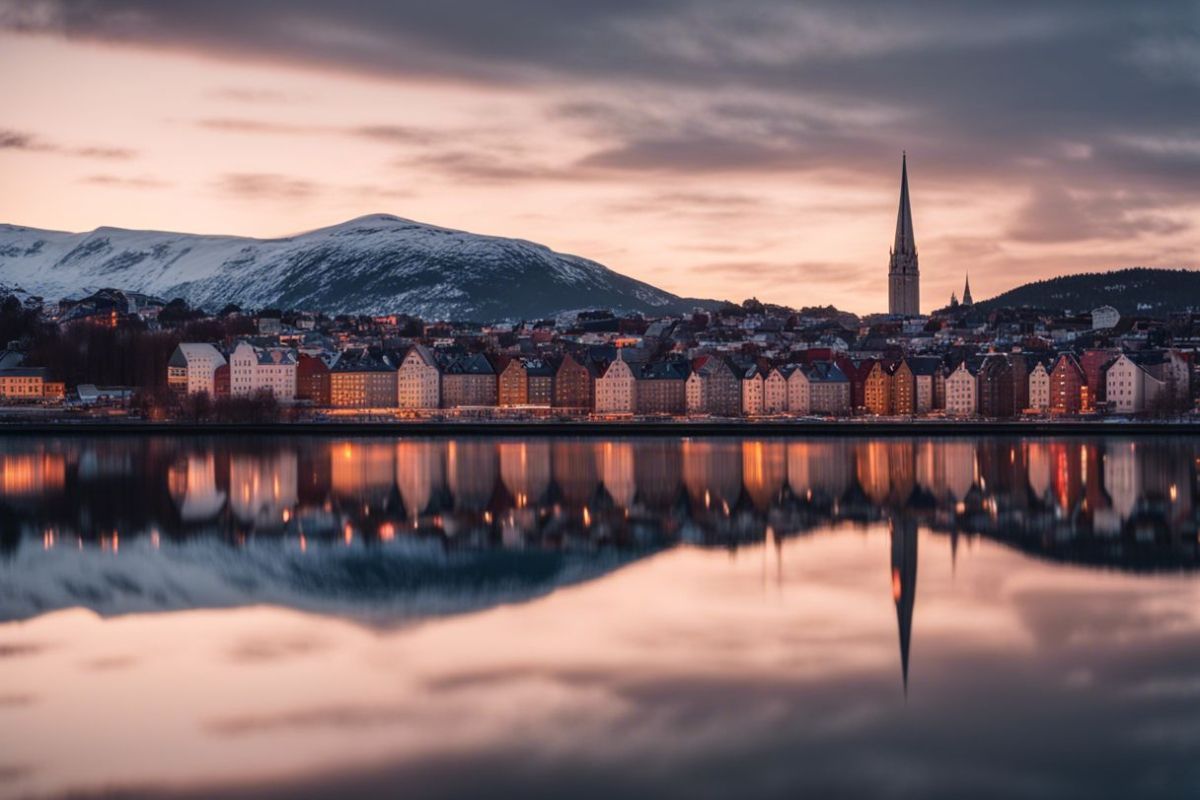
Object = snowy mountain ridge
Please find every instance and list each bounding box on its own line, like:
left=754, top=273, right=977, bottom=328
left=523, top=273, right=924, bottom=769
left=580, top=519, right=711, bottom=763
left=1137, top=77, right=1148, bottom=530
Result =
left=0, top=214, right=714, bottom=320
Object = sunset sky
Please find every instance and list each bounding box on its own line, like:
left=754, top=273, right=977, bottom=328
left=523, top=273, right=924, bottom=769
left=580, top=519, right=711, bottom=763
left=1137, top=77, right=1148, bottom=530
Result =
left=2, top=1, right=1198, bottom=314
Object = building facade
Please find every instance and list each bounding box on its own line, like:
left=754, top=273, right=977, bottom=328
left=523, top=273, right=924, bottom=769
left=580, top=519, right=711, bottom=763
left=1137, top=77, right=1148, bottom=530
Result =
left=330, top=363, right=397, bottom=408
left=167, top=343, right=226, bottom=397
left=441, top=353, right=497, bottom=408
left=554, top=353, right=595, bottom=411
left=741, top=367, right=764, bottom=416
left=396, top=345, right=440, bottom=409
left=595, top=355, right=636, bottom=414
left=229, top=341, right=297, bottom=402
left=945, top=362, right=977, bottom=416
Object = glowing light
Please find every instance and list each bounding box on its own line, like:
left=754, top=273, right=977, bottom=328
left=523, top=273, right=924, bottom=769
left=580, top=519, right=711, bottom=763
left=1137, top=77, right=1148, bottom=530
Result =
left=379, top=522, right=396, bottom=541
left=282, top=508, right=291, bottom=523
left=582, top=507, right=591, bottom=526
left=299, top=533, right=307, bottom=553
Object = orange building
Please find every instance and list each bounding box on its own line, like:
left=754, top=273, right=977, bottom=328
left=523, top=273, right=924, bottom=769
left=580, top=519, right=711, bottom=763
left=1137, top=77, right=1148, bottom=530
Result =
left=864, top=361, right=894, bottom=416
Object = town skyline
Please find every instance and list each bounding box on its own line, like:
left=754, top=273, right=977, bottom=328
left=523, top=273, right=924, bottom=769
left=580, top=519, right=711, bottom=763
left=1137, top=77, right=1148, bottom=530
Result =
left=3, top=2, right=1199, bottom=315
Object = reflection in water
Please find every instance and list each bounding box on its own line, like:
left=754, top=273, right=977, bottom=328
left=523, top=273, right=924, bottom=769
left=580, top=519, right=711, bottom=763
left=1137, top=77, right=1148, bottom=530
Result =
left=2, top=435, right=1200, bottom=799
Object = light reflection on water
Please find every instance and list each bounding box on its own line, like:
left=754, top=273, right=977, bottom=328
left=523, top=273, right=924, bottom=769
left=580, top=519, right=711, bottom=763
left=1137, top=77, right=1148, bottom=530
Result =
left=1, top=435, right=1200, bottom=799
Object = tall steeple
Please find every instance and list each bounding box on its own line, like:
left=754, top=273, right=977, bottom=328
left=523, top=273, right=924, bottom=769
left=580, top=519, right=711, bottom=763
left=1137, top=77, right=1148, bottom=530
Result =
left=887, top=152, right=920, bottom=316
left=890, top=517, right=918, bottom=696
left=894, top=152, right=916, bottom=256
left=962, top=273, right=973, bottom=306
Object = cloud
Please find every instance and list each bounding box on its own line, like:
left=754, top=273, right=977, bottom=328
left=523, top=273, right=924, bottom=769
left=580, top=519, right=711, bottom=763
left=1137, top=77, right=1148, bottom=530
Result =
left=401, top=151, right=584, bottom=184
left=207, top=86, right=306, bottom=103
left=0, top=129, right=51, bottom=151
left=196, top=118, right=440, bottom=145
left=0, top=128, right=134, bottom=159
left=216, top=172, right=320, bottom=200
left=1007, top=185, right=1191, bottom=244
left=80, top=174, right=168, bottom=188
left=0, top=641, right=46, bottom=658
left=7, top=2, right=1200, bottom=191
left=205, top=703, right=415, bottom=735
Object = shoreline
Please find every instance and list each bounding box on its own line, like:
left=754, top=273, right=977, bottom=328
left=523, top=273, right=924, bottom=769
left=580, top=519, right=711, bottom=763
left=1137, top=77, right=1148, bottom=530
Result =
left=1, top=419, right=1198, bottom=436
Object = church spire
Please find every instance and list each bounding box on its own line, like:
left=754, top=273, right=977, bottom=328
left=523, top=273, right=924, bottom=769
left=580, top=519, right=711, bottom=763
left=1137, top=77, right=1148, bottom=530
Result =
left=962, top=273, right=973, bottom=305
left=890, top=517, right=918, bottom=697
left=887, top=152, right=920, bottom=315
left=893, top=152, right=916, bottom=257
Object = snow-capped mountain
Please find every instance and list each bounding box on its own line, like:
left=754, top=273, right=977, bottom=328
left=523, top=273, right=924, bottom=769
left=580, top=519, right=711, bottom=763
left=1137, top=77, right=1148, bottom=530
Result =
left=0, top=537, right=656, bottom=626
left=0, top=214, right=714, bottom=320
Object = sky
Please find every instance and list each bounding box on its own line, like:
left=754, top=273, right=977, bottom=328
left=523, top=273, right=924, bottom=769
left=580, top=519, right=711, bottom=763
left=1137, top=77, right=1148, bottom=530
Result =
left=1, top=1, right=1198, bottom=314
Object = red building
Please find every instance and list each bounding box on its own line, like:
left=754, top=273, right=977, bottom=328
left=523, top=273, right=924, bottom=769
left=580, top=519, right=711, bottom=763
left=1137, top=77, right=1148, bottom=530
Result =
left=213, top=363, right=230, bottom=399
left=296, top=353, right=331, bottom=406
left=1079, top=348, right=1119, bottom=411
left=1050, top=353, right=1086, bottom=414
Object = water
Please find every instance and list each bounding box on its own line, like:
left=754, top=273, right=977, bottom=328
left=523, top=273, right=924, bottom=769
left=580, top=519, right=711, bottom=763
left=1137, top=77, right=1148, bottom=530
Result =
left=1, top=435, right=1199, bottom=799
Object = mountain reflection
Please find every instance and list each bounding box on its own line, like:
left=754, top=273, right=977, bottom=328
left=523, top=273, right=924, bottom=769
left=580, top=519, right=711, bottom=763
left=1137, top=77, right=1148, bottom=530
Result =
left=1, top=436, right=1198, bottom=636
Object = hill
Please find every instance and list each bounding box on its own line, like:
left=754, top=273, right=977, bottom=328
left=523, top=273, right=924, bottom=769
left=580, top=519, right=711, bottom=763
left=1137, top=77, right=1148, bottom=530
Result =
left=0, top=214, right=717, bottom=321
left=975, top=268, right=1200, bottom=316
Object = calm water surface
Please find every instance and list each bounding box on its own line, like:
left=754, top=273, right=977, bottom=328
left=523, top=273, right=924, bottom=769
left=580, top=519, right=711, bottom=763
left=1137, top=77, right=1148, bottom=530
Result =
left=2, top=435, right=1200, bottom=799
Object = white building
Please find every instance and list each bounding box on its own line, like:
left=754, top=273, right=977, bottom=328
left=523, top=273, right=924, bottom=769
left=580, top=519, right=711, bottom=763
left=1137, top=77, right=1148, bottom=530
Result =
left=167, top=343, right=226, bottom=397
left=741, top=367, right=764, bottom=416
left=229, top=341, right=297, bottom=402
left=945, top=362, right=977, bottom=416
left=764, top=367, right=789, bottom=413
left=396, top=344, right=441, bottom=409
left=787, top=367, right=811, bottom=414
left=1028, top=362, right=1050, bottom=411
left=1105, top=354, right=1159, bottom=414
left=595, top=355, right=636, bottom=414
left=1091, top=305, right=1120, bottom=330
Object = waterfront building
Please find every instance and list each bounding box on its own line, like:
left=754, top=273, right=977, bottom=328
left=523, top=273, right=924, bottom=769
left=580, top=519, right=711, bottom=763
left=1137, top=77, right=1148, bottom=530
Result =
left=595, top=353, right=636, bottom=414
left=554, top=352, right=596, bottom=412
left=0, top=367, right=46, bottom=401
left=945, top=362, right=978, bottom=416
left=167, top=343, right=226, bottom=397
left=396, top=345, right=440, bottom=409
left=441, top=353, right=497, bottom=408
left=1028, top=360, right=1051, bottom=411
left=498, top=357, right=530, bottom=407
left=636, top=360, right=688, bottom=415
left=1050, top=353, right=1086, bottom=414
left=977, top=355, right=1015, bottom=418
left=229, top=341, right=297, bottom=403
left=687, top=355, right=741, bottom=416
left=787, top=365, right=811, bottom=414
left=1105, top=353, right=1159, bottom=414
left=330, top=360, right=397, bottom=408
left=764, top=366, right=791, bottom=413
left=741, top=366, right=765, bottom=416
left=864, top=360, right=894, bottom=415
left=807, top=361, right=851, bottom=415
left=296, top=353, right=333, bottom=406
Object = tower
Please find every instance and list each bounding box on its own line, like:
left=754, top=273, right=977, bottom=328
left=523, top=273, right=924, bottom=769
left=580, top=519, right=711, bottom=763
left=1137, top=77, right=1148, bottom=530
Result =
left=887, top=153, right=920, bottom=316
left=890, top=516, right=918, bottom=696
left=962, top=273, right=973, bottom=306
